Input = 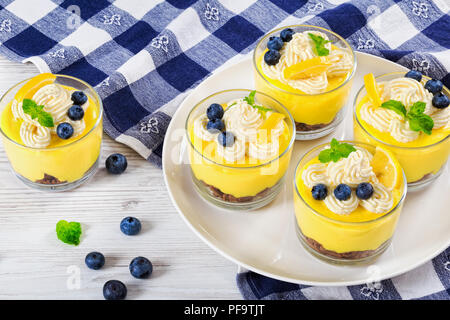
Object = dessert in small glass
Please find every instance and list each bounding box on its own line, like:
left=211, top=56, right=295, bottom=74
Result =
left=0, top=73, right=103, bottom=191
left=354, top=71, right=449, bottom=190
left=186, top=89, right=295, bottom=210
left=253, top=25, right=356, bottom=140
left=293, top=140, right=406, bottom=264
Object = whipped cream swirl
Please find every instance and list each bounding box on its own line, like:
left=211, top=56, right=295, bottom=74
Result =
left=261, top=31, right=353, bottom=94
left=223, top=100, right=263, bottom=142
left=193, top=115, right=218, bottom=141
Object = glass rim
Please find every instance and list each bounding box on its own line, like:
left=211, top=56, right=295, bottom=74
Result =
left=185, top=88, right=295, bottom=169
left=252, top=24, right=357, bottom=97
left=0, top=74, right=103, bottom=151
left=353, top=71, right=450, bottom=149
left=293, top=140, right=407, bottom=225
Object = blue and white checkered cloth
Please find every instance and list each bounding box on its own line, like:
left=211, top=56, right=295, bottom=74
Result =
left=0, top=0, right=448, bottom=299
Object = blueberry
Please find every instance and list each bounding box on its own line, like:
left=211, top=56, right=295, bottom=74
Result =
left=218, top=131, right=235, bottom=147
left=267, top=36, right=284, bottom=51
left=120, top=216, right=141, bottom=236
left=129, top=256, right=153, bottom=279
left=432, top=92, right=449, bottom=109
left=334, top=184, right=352, bottom=201
left=105, top=153, right=127, bottom=174
left=405, top=70, right=422, bottom=82
left=206, top=118, right=225, bottom=133
left=264, top=50, right=281, bottom=66
left=280, top=28, right=294, bottom=42
left=424, top=79, right=443, bottom=95
left=103, top=280, right=127, bottom=300
left=71, top=91, right=88, bottom=105
left=67, top=105, right=84, bottom=121
left=206, top=103, right=224, bottom=120
left=356, top=182, right=374, bottom=200
left=85, top=252, right=105, bottom=270
left=311, top=184, right=328, bottom=200
left=56, top=122, right=74, bottom=139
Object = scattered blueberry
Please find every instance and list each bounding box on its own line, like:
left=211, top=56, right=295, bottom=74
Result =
left=280, top=28, right=294, bottom=42
left=85, top=252, right=105, bottom=270
left=56, top=122, right=74, bottom=140
left=312, top=184, right=328, bottom=200
left=404, top=70, right=422, bottom=82
left=71, top=91, right=88, bottom=105
left=120, top=216, right=141, bottom=236
left=129, top=257, right=153, bottom=279
left=206, top=118, right=225, bottom=133
left=356, top=182, right=374, bottom=200
left=264, top=50, right=281, bottom=66
left=105, top=153, right=127, bottom=174
left=103, top=280, right=127, bottom=300
left=206, top=103, right=224, bottom=120
left=424, top=79, right=443, bottom=95
left=432, top=92, right=450, bottom=109
left=267, top=36, right=284, bottom=51
left=67, top=105, right=84, bottom=121
left=334, top=184, right=352, bottom=201
left=218, top=131, right=235, bottom=147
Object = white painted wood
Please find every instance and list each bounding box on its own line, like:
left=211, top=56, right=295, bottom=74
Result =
left=0, top=55, right=241, bottom=299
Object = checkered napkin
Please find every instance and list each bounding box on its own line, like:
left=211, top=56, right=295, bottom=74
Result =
left=0, top=0, right=449, bottom=300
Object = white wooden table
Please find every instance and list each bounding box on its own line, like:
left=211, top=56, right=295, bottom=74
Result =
left=0, top=56, right=241, bottom=299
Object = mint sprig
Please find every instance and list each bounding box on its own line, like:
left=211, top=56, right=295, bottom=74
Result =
left=22, top=99, right=54, bottom=128
left=56, top=220, right=82, bottom=246
left=319, top=139, right=356, bottom=163
left=243, top=90, right=272, bottom=112
left=308, top=33, right=331, bottom=56
left=380, top=100, right=434, bottom=135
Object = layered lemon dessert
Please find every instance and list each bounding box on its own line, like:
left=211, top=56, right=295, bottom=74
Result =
left=187, top=90, right=294, bottom=209
left=254, top=26, right=355, bottom=137
left=0, top=73, right=102, bottom=188
left=294, top=140, right=406, bottom=262
left=354, top=71, right=449, bottom=186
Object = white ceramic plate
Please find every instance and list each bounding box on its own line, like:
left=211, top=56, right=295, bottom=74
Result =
left=162, top=52, right=450, bottom=286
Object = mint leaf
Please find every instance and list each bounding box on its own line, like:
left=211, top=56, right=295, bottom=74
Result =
left=253, top=105, right=272, bottom=112
left=56, top=220, right=82, bottom=246
left=243, top=90, right=272, bottom=113
left=409, top=101, right=426, bottom=116
left=407, top=113, right=434, bottom=135
left=380, top=100, right=407, bottom=117
left=22, top=99, right=54, bottom=128
left=318, top=148, right=332, bottom=163
left=336, top=143, right=357, bottom=158
left=319, top=139, right=356, bottom=163
left=308, top=33, right=331, bottom=56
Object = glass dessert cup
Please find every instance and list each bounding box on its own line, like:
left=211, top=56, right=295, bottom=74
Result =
left=353, top=72, right=450, bottom=191
left=253, top=24, right=356, bottom=140
left=186, top=89, right=295, bottom=211
left=293, top=141, right=407, bottom=265
left=0, top=75, right=103, bottom=191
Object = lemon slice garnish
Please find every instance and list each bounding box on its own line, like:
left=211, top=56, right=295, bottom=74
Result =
left=283, top=57, right=331, bottom=80
left=364, top=73, right=382, bottom=107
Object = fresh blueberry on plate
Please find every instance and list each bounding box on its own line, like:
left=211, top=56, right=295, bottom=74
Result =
left=432, top=92, right=449, bottom=109
left=424, top=79, right=443, bottom=95
left=264, top=50, right=281, bottom=66
left=404, top=70, right=422, bottom=82
left=57, top=122, right=74, bottom=140
left=356, top=182, right=374, bottom=200
left=218, top=131, right=235, bottom=147
left=105, top=153, right=127, bottom=174
left=206, top=103, right=224, bottom=120
left=206, top=118, right=225, bottom=133
left=334, top=184, right=352, bottom=201
left=71, top=91, right=88, bottom=105
left=103, top=280, right=127, bottom=300
left=85, top=252, right=105, bottom=270
left=267, top=36, right=284, bottom=51
left=280, top=28, right=294, bottom=42
left=120, top=216, right=141, bottom=236
left=67, top=105, right=84, bottom=121
left=129, top=256, right=153, bottom=279
left=311, top=184, right=327, bottom=200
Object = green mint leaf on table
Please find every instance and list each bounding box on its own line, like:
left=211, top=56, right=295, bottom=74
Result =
left=22, top=98, right=54, bottom=128
left=308, top=33, right=331, bottom=56
left=243, top=90, right=272, bottom=113
left=380, top=100, right=407, bottom=117
left=56, top=220, right=82, bottom=246
left=319, top=138, right=356, bottom=163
